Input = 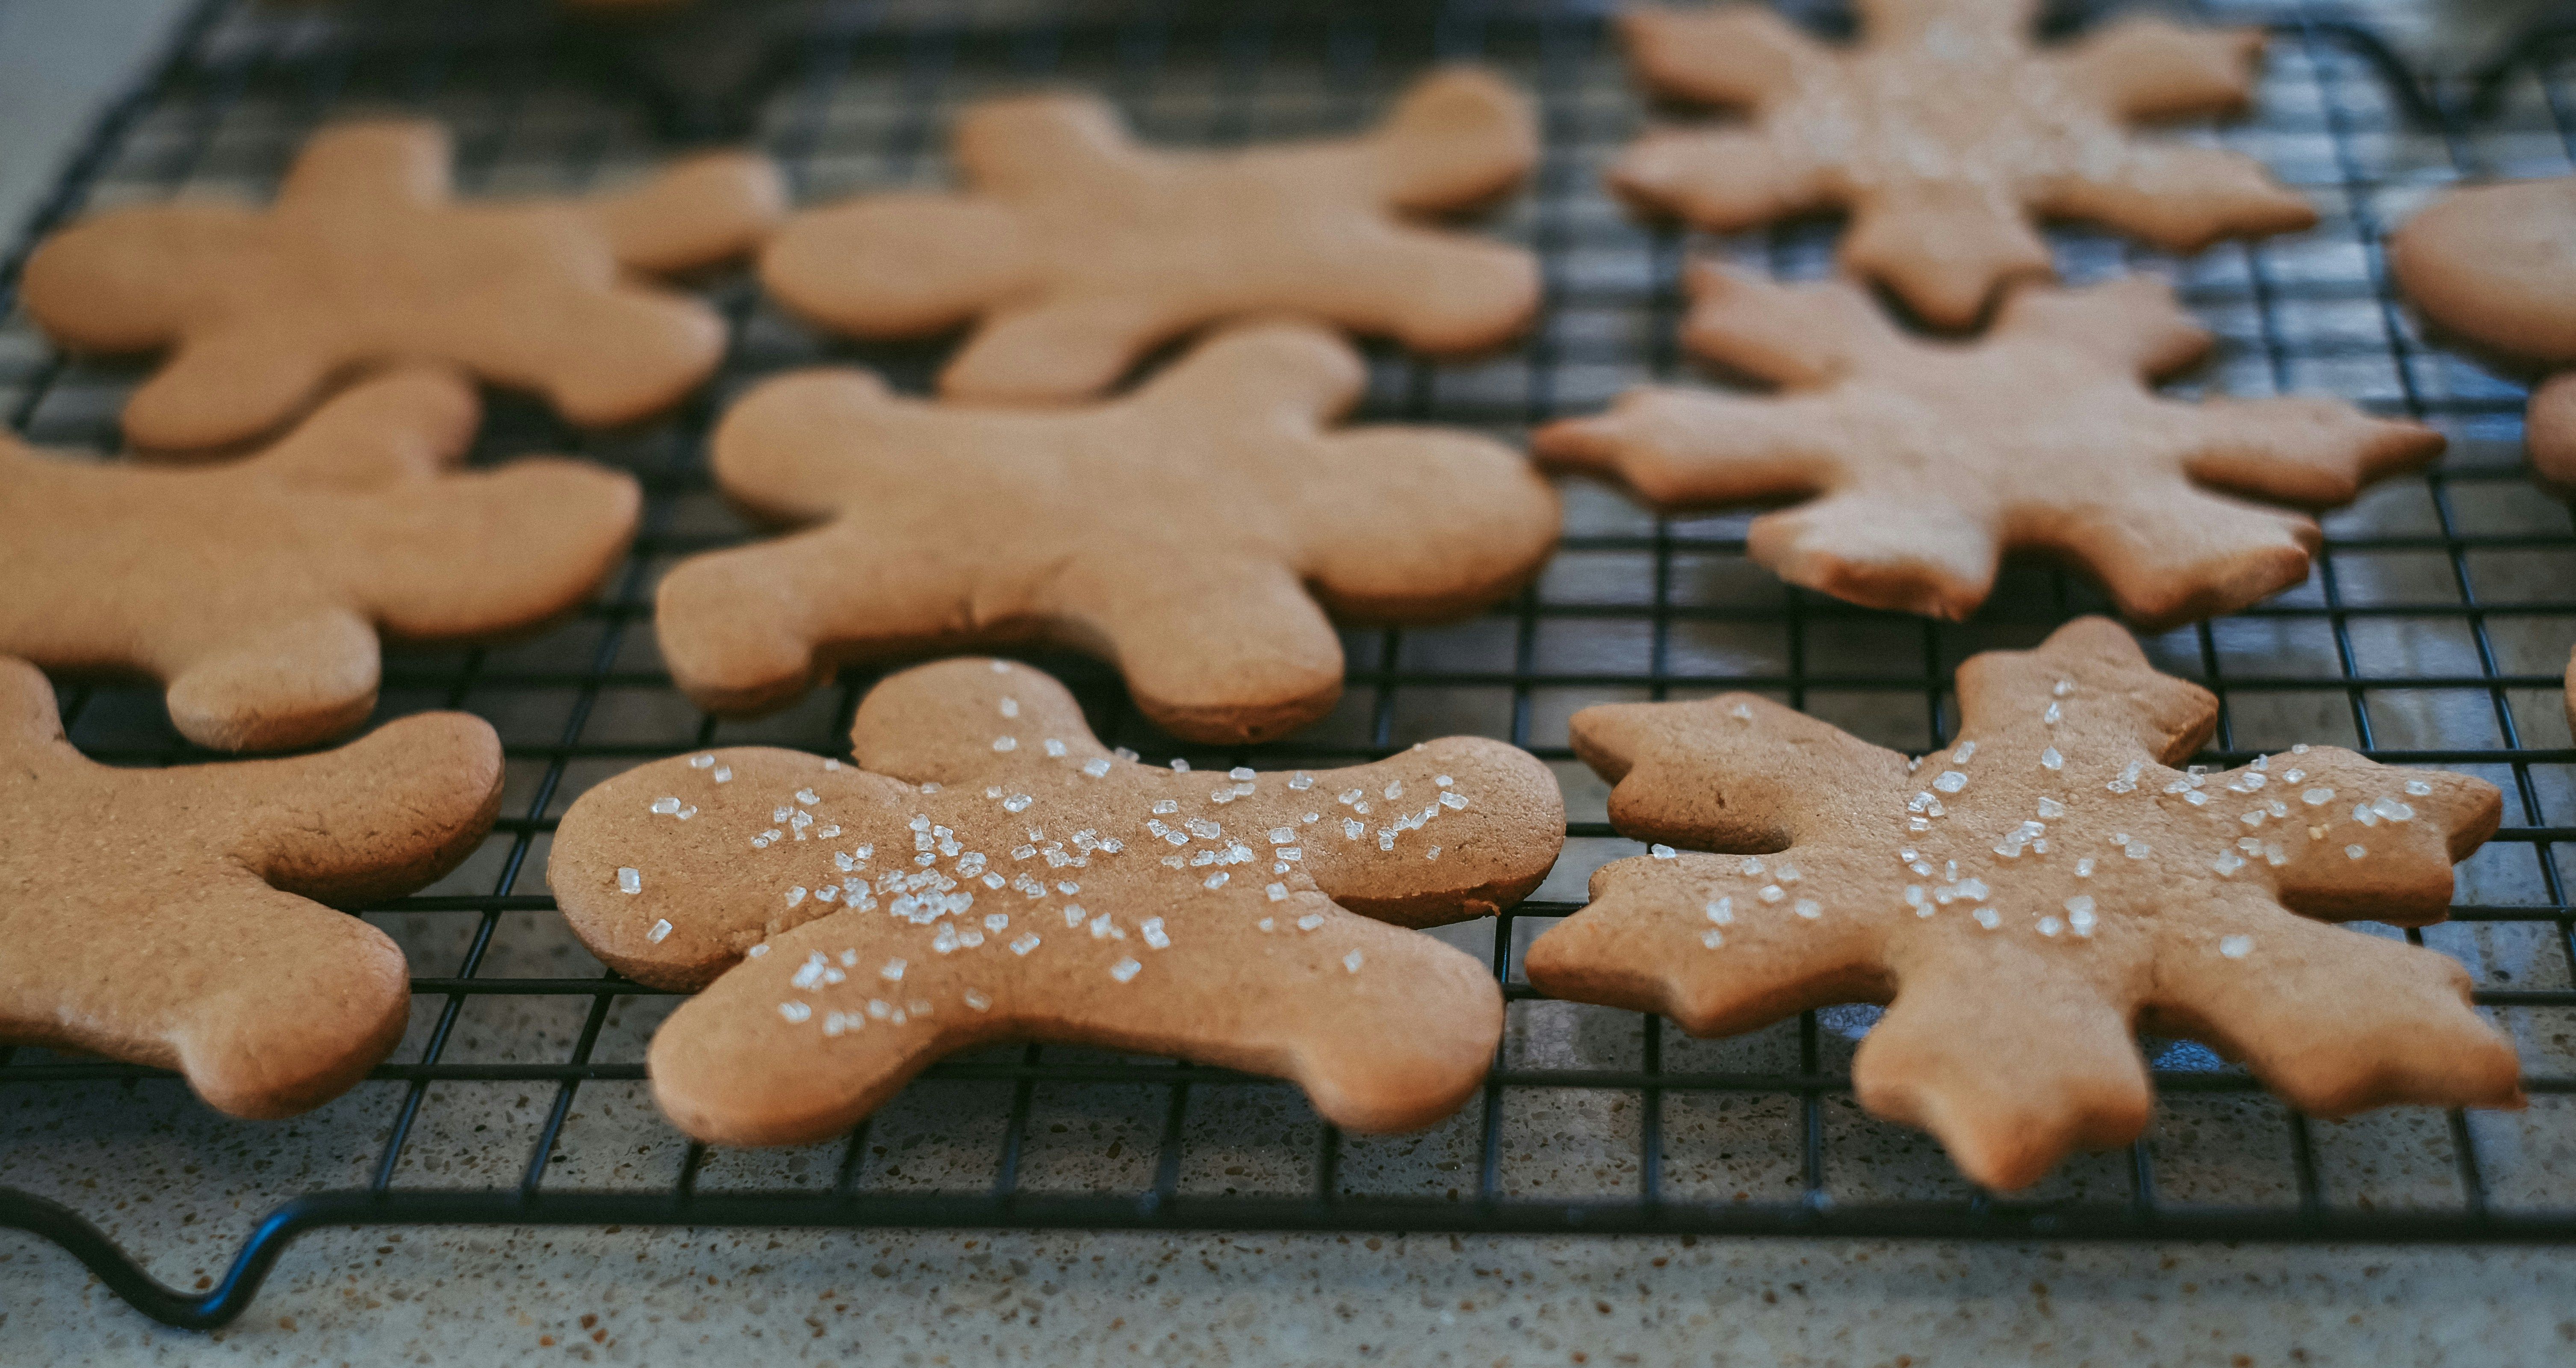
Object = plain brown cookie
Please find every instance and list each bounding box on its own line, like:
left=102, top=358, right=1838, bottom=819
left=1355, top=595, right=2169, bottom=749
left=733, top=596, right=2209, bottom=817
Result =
left=549, top=657, right=1563, bottom=1147
left=1611, top=0, right=2316, bottom=328
left=659, top=321, right=1560, bottom=743
left=0, top=657, right=502, bottom=1119
left=0, top=366, right=640, bottom=752
left=1534, top=266, right=2442, bottom=628
left=22, top=119, right=783, bottom=451
left=1523, top=616, right=2521, bottom=1191
left=2387, top=176, right=2576, bottom=484
left=759, top=67, right=1539, bottom=402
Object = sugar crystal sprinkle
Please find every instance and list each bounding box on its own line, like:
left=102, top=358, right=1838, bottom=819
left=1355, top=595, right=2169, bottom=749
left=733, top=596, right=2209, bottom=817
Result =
left=2039, top=747, right=2064, bottom=771
left=646, top=918, right=672, bottom=943
left=1650, top=844, right=1678, bottom=859
left=650, top=796, right=680, bottom=815
left=964, top=989, right=992, bottom=1012
left=2346, top=844, right=2366, bottom=859
left=1011, top=933, right=1041, bottom=955
left=2219, top=935, right=2253, bottom=959
left=1110, top=958, right=1142, bottom=984
left=1343, top=950, right=1365, bottom=973
left=616, top=867, right=642, bottom=895
left=779, top=1002, right=811, bottom=1024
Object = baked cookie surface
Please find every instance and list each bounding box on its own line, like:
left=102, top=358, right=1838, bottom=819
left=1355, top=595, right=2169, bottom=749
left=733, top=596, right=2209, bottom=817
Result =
left=0, top=367, right=640, bottom=751
left=1611, top=0, right=2315, bottom=327
left=760, top=67, right=1539, bottom=401
left=1523, top=617, right=2521, bottom=1191
left=549, top=657, right=1564, bottom=1146
left=0, top=658, right=502, bottom=1119
left=661, top=321, right=1560, bottom=743
left=2387, top=176, right=2576, bottom=483
left=22, top=120, right=782, bottom=450
left=1535, top=266, right=2441, bottom=628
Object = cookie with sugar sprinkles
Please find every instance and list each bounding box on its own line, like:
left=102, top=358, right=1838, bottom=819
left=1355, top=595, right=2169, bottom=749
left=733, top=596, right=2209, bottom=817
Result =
left=1609, top=0, right=2315, bottom=328
left=21, top=119, right=783, bottom=450
left=0, top=366, right=640, bottom=752
left=2387, top=176, right=2576, bottom=486
left=0, top=657, right=502, bottom=1120
left=1523, top=616, right=2521, bottom=1191
left=548, top=657, right=1565, bottom=1147
left=1535, top=266, right=2442, bottom=629
left=759, top=66, right=1539, bottom=402
left=659, top=320, right=1560, bottom=744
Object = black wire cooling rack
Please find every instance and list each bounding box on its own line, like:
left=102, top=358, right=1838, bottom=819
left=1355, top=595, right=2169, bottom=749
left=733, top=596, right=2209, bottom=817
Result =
left=7, top=0, right=2576, bottom=1333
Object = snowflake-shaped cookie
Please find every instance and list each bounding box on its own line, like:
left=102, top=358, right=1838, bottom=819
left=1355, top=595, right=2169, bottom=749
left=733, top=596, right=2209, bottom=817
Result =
left=1523, top=616, right=2522, bottom=1191
left=1535, top=266, right=2442, bottom=628
left=0, top=368, right=640, bottom=751
left=1611, top=0, right=2317, bottom=327
left=0, top=658, right=501, bottom=1118
left=759, top=67, right=1539, bottom=402
left=660, top=321, right=1561, bottom=742
left=22, top=120, right=783, bottom=450
left=550, top=657, right=1565, bottom=1146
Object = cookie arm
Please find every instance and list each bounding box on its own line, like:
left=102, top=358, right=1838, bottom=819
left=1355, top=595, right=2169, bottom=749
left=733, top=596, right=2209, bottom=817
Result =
left=120, top=321, right=345, bottom=453
left=1951, top=617, right=2216, bottom=767
left=657, top=526, right=984, bottom=716
left=1533, top=387, right=1839, bottom=510
left=949, top=93, right=1137, bottom=195
left=939, top=292, right=1178, bottom=403
left=1299, top=426, right=1559, bottom=622
left=1746, top=487, right=2007, bottom=623
left=2016, top=484, right=2320, bottom=630
left=2175, top=397, right=2444, bottom=507
left=159, top=607, right=384, bottom=752
left=1679, top=266, right=1903, bottom=387
left=1523, top=853, right=1885, bottom=1036
left=1610, top=130, right=1829, bottom=237
left=1292, top=224, right=1540, bottom=356
left=1853, top=939, right=2155, bottom=1191
left=204, top=710, right=506, bottom=904
left=1042, top=550, right=1346, bottom=745
left=1570, top=693, right=1909, bottom=850
left=239, top=365, right=479, bottom=489
left=586, top=150, right=786, bottom=275
left=760, top=194, right=1037, bottom=340
left=2052, top=18, right=2264, bottom=121
left=1361, top=66, right=1538, bottom=213
left=2043, top=144, right=2316, bottom=254
left=1840, top=184, right=2055, bottom=331
left=1616, top=5, right=1818, bottom=107
left=2138, top=901, right=2522, bottom=1120
left=1989, top=277, right=2212, bottom=380
left=3, top=876, right=413, bottom=1120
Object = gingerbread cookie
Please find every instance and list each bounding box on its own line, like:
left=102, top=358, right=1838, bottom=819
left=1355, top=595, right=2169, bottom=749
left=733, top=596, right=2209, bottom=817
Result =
left=22, top=120, right=783, bottom=451
left=549, top=656, right=1561, bottom=1146
left=2387, top=176, right=2576, bottom=484
left=0, top=657, right=501, bottom=1118
left=1611, top=0, right=2316, bottom=328
left=0, top=366, right=640, bottom=751
left=1535, top=266, right=2442, bottom=628
left=661, top=321, right=1559, bottom=742
left=759, top=67, right=1539, bottom=402
left=1524, top=617, right=2520, bottom=1191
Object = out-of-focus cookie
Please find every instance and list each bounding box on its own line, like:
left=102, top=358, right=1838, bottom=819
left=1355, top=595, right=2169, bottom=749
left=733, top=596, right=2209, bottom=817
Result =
left=549, top=657, right=1564, bottom=1146
left=1524, top=616, right=2522, bottom=1191
left=0, top=657, right=501, bottom=1119
left=760, top=67, right=1538, bottom=402
left=2387, top=176, right=2576, bottom=484
left=660, top=321, right=1559, bottom=743
left=0, top=366, right=640, bottom=751
left=1534, top=266, right=2441, bottom=628
left=22, top=120, right=783, bottom=450
left=1610, top=0, right=2315, bottom=328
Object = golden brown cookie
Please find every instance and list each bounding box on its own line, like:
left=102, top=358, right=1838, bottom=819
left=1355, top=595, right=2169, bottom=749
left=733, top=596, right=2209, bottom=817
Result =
left=2387, top=176, right=2576, bottom=485
left=21, top=120, right=783, bottom=451
left=1611, top=0, right=2316, bottom=328
left=661, top=321, right=1560, bottom=742
left=0, top=366, right=640, bottom=751
left=1523, top=616, right=2521, bottom=1191
left=549, top=656, right=1562, bottom=1146
left=0, top=657, right=502, bottom=1119
left=758, top=67, right=1539, bottom=402
left=1534, top=266, right=2442, bottom=628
